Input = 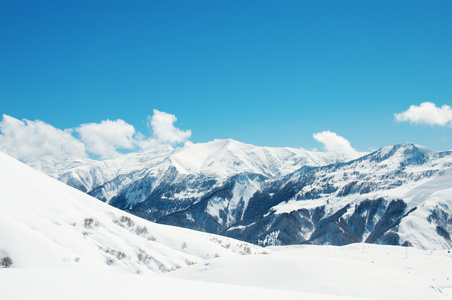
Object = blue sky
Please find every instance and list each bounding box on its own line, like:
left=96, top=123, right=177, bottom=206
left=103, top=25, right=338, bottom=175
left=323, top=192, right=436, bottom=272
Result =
left=1, top=0, right=452, bottom=156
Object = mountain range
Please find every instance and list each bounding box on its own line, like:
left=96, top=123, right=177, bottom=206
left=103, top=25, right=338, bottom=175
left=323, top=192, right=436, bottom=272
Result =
left=1, top=147, right=451, bottom=299
left=30, top=139, right=452, bottom=250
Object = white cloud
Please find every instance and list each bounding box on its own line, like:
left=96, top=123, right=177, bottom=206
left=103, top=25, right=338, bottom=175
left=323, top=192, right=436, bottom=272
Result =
left=0, top=114, right=86, bottom=162
left=148, top=109, right=191, bottom=144
left=0, top=111, right=192, bottom=162
left=394, top=102, right=452, bottom=126
left=76, top=119, right=136, bottom=159
left=313, top=131, right=359, bottom=158
left=134, top=132, right=162, bottom=150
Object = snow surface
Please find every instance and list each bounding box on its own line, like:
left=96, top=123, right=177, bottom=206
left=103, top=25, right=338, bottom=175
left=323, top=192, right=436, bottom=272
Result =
left=1, top=269, right=359, bottom=300
left=169, top=244, right=452, bottom=299
left=1, top=151, right=451, bottom=299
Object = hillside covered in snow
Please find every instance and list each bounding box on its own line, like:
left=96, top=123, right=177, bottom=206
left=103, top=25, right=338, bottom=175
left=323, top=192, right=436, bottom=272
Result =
left=0, top=150, right=264, bottom=274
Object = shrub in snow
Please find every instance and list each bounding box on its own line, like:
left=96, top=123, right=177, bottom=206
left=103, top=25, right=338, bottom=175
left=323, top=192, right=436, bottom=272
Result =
left=120, top=216, right=135, bottom=228
left=158, top=264, right=170, bottom=273
left=135, top=226, right=148, bottom=235
left=240, top=245, right=252, bottom=255
left=184, top=259, right=196, bottom=266
left=171, top=265, right=181, bottom=271
left=116, top=252, right=126, bottom=260
left=112, top=219, right=124, bottom=227
left=1, top=257, right=12, bottom=268
left=84, top=218, right=94, bottom=228
left=137, top=250, right=153, bottom=264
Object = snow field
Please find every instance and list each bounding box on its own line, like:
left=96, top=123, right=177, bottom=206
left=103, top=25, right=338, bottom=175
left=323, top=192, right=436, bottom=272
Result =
left=168, top=244, right=452, bottom=299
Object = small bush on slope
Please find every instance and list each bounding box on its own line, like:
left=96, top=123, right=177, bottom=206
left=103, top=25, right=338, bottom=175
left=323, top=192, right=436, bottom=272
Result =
left=1, top=257, right=12, bottom=268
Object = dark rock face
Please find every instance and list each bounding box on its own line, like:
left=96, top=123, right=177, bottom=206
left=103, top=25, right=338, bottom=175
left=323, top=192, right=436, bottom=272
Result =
left=224, top=198, right=416, bottom=247
left=428, top=206, right=452, bottom=242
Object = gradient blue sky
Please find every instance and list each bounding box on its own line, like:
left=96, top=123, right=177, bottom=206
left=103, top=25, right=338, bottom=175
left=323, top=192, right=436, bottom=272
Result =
left=1, top=0, right=452, bottom=152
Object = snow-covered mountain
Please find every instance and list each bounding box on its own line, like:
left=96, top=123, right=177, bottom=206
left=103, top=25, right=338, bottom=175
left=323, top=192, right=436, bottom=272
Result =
left=1, top=150, right=451, bottom=299
left=225, top=143, right=452, bottom=249
left=31, top=139, right=452, bottom=250
left=47, top=139, right=351, bottom=195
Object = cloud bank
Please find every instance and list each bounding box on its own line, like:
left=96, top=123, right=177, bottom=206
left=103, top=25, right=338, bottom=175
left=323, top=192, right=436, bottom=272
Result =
left=0, top=114, right=86, bottom=162
left=1, top=111, right=363, bottom=164
left=394, top=102, right=452, bottom=126
left=76, top=120, right=136, bottom=159
left=0, top=110, right=191, bottom=162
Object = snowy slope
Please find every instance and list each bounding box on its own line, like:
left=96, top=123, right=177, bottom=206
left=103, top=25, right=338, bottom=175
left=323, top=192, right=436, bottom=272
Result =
left=0, top=151, right=264, bottom=273
left=2, top=246, right=450, bottom=300
left=168, top=244, right=452, bottom=299
left=1, top=269, right=345, bottom=300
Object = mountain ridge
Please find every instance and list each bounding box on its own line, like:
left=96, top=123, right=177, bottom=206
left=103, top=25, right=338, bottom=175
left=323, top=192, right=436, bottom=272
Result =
left=24, top=139, right=452, bottom=249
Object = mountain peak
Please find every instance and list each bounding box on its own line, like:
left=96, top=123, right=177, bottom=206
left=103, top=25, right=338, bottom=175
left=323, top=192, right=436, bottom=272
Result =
left=363, top=142, right=435, bottom=166
left=170, top=138, right=351, bottom=177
